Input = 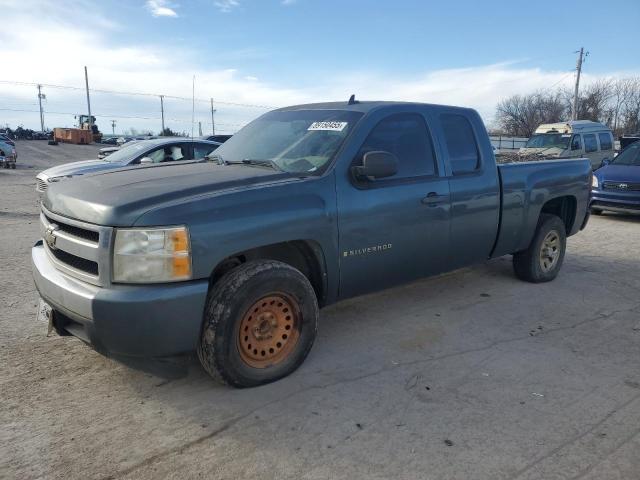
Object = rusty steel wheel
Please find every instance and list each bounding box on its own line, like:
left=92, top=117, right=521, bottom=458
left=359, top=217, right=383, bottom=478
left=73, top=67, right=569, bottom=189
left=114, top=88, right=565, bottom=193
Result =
left=237, top=293, right=301, bottom=368
left=198, top=260, right=319, bottom=387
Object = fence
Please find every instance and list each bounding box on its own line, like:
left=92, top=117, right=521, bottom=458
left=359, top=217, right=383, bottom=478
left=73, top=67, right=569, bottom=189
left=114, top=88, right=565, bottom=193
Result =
left=489, top=135, right=529, bottom=151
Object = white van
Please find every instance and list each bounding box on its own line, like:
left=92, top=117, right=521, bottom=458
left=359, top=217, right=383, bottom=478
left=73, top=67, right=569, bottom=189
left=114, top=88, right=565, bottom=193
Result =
left=519, top=121, right=614, bottom=169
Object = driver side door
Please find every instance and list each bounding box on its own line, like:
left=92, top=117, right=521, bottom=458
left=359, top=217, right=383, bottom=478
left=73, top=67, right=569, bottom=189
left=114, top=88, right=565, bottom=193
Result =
left=336, top=112, right=451, bottom=298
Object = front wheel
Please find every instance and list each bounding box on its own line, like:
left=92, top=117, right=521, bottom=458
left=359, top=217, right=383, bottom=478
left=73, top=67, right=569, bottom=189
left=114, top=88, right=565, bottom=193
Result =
left=197, top=260, right=319, bottom=388
left=513, top=214, right=567, bottom=283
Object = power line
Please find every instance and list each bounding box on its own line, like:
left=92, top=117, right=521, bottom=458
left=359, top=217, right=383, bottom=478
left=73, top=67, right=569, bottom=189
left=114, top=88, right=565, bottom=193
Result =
left=0, top=79, right=274, bottom=109
left=0, top=107, right=245, bottom=127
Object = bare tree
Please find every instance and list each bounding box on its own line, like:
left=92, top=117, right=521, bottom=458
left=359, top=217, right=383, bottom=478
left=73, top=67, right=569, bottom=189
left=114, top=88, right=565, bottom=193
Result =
left=495, top=90, right=565, bottom=136
left=494, top=77, right=640, bottom=137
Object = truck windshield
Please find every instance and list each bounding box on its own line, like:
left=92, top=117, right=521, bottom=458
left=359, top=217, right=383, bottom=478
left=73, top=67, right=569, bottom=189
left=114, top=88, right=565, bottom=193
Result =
left=525, top=133, right=571, bottom=149
left=211, top=109, right=363, bottom=174
left=611, top=143, right=640, bottom=166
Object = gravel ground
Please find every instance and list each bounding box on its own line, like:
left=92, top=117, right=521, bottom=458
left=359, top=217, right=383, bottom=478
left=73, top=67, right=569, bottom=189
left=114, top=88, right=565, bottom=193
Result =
left=1, top=140, right=640, bottom=480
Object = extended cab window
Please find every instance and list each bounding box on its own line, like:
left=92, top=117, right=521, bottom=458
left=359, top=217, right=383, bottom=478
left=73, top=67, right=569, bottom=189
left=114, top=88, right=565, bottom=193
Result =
left=584, top=134, right=598, bottom=153
left=357, top=113, right=436, bottom=178
left=598, top=133, right=612, bottom=151
left=440, top=114, right=479, bottom=175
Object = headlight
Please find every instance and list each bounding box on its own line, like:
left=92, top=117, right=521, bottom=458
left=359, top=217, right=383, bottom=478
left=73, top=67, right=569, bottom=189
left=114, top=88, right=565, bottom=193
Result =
left=592, top=176, right=599, bottom=189
left=113, top=226, right=192, bottom=283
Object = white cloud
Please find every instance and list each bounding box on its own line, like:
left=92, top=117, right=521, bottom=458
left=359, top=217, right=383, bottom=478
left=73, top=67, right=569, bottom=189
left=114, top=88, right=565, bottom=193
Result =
left=214, top=0, right=240, bottom=12
left=146, top=0, right=178, bottom=17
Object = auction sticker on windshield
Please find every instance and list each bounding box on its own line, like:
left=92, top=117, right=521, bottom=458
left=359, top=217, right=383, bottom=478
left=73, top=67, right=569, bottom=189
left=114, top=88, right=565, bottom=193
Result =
left=308, top=121, right=348, bottom=132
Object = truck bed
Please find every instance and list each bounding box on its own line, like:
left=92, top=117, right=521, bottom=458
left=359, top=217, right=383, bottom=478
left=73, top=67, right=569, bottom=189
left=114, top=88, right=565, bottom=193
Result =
left=492, top=158, right=592, bottom=258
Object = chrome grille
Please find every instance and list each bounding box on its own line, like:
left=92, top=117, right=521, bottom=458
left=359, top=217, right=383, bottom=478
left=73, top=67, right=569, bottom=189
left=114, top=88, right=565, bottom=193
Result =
left=40, top=207, right=113, bottom=286
left=36, top=178, right=47, bottom=193
left=603, top=181, right=640, bottom=192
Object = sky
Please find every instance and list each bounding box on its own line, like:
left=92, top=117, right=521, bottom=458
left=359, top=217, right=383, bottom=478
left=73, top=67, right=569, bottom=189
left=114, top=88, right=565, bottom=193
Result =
left=0, top=0, right=639, bottom=135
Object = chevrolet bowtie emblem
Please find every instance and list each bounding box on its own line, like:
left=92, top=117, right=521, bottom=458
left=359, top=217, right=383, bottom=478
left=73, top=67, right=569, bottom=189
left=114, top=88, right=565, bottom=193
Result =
left=45, top=224, right=59, bottom=250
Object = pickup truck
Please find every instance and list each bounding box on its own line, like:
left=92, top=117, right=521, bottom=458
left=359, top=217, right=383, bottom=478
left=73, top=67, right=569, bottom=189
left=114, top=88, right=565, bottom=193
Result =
left=32, top=100, right=592, bottom=387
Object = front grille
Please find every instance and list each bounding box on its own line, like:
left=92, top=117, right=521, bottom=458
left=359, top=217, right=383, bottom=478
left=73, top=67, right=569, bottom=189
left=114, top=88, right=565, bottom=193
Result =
left=603, top=181, right=640, bottom=191
left=45, top=214, right=99, bottom=243
left=48, top=247, right=99, bottom=275
left=41, top=207, right=109, bottom=286
left=36, top=178, right=47, bottom=192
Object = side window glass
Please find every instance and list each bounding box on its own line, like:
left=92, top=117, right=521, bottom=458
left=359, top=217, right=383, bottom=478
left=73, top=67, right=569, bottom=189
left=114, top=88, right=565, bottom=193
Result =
left=357, top=113, right=436, bottom=179
left=440, top=114, right=480, bottom=175
left=144, top=148, right=166, bottom=164
left=584, top=134, right=598, bottom=153
left=571, top=135, right=582, bottom=151
left=194, top=144, right=218, bottom=159
left=598, top=133, right=612, bottom=151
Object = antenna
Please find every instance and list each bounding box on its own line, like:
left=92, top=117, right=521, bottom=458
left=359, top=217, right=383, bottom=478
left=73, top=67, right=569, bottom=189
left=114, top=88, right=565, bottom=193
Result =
left=348, top=94, right=356, bottom=105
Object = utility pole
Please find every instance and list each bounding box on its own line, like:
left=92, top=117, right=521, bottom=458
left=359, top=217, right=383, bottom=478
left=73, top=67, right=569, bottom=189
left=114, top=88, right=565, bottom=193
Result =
left=191, top=75, right=195, bottom=139
left=37, top=84, right=45, bottom=132
left=159, top=95, right=165, bottom=135
left=84, top=66, right=93, bottom=131
left=210, top=98, right=216, bottom=135
left=572, top=47, right=586, bottom=121
left=111, top=120, right=116, bottom=135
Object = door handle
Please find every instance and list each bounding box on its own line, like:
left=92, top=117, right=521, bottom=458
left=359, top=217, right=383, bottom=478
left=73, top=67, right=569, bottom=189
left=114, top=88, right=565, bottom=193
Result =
left=421, top=192, right=445, bottom=205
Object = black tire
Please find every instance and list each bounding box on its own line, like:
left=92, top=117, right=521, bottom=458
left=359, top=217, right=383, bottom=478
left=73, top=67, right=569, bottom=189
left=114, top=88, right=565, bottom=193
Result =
left=591, top=207, right=603, bottom=215
left=197, top=260, right=319, bottom=388
left=10, top=163, right=16, bottom=169
left=513, top=214, right=566, bottom=283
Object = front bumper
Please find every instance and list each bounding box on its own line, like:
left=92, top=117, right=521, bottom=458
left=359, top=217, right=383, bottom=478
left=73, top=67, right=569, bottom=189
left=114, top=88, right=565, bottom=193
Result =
left=591, top=189, right=640, bottom=214
left=32, top=241, right=209, bottom=357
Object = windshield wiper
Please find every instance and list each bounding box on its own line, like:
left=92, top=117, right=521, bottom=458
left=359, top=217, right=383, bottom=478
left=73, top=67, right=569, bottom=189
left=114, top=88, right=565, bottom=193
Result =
left=226, top=159, right=285, bottom=172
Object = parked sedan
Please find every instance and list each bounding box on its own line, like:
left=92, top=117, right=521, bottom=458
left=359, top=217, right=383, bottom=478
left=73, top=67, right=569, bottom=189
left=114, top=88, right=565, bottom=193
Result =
left=591, top=141, right=640, bottom=215
left=0, top=139, right=17, bottom=169
left=35, top=138, right=221, bottom=193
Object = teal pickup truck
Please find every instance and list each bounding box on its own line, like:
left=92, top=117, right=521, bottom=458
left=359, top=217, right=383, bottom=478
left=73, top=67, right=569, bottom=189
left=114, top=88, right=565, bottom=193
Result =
left=32, top=100, right=592, bottom=387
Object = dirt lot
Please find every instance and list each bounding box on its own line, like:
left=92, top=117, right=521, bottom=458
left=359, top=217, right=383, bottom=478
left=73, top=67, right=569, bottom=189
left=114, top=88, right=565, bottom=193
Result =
left=1, top=140, right=640, bottom=480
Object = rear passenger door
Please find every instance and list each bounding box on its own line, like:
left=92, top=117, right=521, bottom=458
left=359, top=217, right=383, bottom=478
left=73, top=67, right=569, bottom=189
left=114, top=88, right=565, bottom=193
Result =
left=598, top=132, right=614, bottom=165
left=583, top=133, right=601, bottom=168
left=436, top=112, right=500, bottom=269
left=336, top=112, right=451, bottom=298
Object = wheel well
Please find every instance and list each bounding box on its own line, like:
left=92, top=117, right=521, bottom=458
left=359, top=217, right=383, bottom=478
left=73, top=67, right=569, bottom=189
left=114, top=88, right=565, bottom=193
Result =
left=540, top=196, right=577, bottom=233
left=210, top=240, right=326, bottom=306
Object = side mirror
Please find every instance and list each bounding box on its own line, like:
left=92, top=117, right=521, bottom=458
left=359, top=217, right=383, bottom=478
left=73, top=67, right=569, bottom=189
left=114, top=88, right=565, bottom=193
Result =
left=140, top=157, right=153, bottom=164
left=352, top=151, right=398, bottom=180
left=600, top=158, right=611, bottom=168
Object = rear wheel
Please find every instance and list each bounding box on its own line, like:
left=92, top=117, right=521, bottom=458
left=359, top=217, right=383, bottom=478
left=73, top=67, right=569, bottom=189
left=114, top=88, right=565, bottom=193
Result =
left=513, top=214, right=566, bottom=283
left=197, top=260, right=319, bottom=388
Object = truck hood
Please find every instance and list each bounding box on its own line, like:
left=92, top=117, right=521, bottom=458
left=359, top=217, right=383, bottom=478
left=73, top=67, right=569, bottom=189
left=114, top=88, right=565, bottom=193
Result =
left=43, top=161, right=290, bottom=226
left=41, top=159, right=116, bottom=179
left=594, top=164, right=640, bottom=182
